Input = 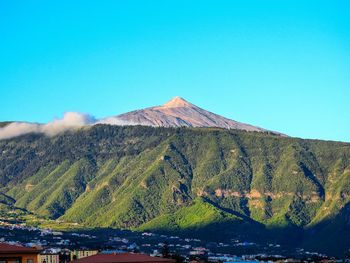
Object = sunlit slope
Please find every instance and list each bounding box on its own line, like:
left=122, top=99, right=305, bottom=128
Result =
left=0, top=125, right=349, bottom=254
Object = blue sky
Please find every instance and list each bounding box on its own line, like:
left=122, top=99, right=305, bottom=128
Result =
left=1, top=0, right=349, bottom=142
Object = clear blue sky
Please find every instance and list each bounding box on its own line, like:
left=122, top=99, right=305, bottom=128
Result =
left=1, top=0, right=349, bottom=142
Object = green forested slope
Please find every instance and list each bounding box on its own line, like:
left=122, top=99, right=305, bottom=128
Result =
left=0, top=125, right=349, bottom=255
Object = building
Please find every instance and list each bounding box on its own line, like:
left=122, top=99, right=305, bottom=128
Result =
left=58, top=249, right=71, bottom=263
left=39, top=253, right=59, bottom=263
left=71, top=253, right=175, bottom=263
left=0, top=243, right=41, bottom=263
left=70, top=250, right=98, bottom=261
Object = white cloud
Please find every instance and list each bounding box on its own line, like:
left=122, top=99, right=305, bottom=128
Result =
left=0, top=112, right=95, bottom=140
left=0, top=122, right=42, bottom=140
left=0, top=112, right=139, bottom=140
left=97, top=116, right=138, bottom=126
left=42, top=112, right=95, bottom=136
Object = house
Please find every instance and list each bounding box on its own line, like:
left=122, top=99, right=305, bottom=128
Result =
left=70, top=250, right=98, bottom=261
left=39, top=253, right=59, bottom=263
left=71, top=253, right=175, bottom=263
left=0, top=243, right=42, bottom=263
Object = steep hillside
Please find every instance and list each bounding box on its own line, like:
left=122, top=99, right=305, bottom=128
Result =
left=103, top=97, right=281, bottom=134
left=0, top=125, right=349, bottom=255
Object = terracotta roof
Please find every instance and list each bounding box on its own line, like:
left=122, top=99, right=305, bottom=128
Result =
left=0, top=243, right=42, bottom=254
left=71, top=253, right=175, bottom=263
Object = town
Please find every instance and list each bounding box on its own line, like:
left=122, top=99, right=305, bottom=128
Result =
left=0, top=217, right=340, bottom=263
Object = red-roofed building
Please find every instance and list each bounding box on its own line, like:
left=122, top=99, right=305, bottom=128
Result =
left=0, top=243, right=41, bottom=263
left=71, top=253, right=175, bottom=263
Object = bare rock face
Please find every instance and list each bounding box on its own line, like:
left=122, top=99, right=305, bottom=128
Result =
left=114, top=96, right=279, bottom=134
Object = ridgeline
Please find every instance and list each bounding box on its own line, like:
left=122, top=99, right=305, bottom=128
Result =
left=0, top=125, right=349, bottom=256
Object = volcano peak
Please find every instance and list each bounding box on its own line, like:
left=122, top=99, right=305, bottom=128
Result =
left=162, top=96, right=194, bottom=108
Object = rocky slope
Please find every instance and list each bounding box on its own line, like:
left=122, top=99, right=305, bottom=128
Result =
left=108, top=97, right=279, bottom=134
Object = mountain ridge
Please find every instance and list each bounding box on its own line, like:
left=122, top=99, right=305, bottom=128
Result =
left=0, top=97, right=284, bottom=140
left=111, top=97, right=282, bottom=135
left=0, top=125, right=349, bottom=255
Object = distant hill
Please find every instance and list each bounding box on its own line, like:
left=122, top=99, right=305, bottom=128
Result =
left=0, top=125, right=349, bottom=256
left=103, top=97, right=282, bottom=135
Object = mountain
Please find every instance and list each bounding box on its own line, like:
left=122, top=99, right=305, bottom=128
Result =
left=109, top=97, right=279, bottom=134
left=0, top=125, right=349, bottom=256
left=0, top=98, right=282, bottom=140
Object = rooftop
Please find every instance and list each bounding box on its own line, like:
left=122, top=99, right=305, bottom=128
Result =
left=0, top=243, right=42, bottom=254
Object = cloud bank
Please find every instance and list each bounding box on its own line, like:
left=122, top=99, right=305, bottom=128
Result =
left=97, top=116, right=138, bottom=126
left=0, top=112, right=96, bottom=140
left=0, top=112, right=140, bottom=140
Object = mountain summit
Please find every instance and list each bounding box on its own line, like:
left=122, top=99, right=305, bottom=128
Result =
left=162, top=96, right=195, bottom=108
left=113, top=97, right=278, bottom=134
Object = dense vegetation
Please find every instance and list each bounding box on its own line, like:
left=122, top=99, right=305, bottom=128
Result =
left=0, top=121, right=12, bottom=128
left=0, top=125, right=349, bottom=256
